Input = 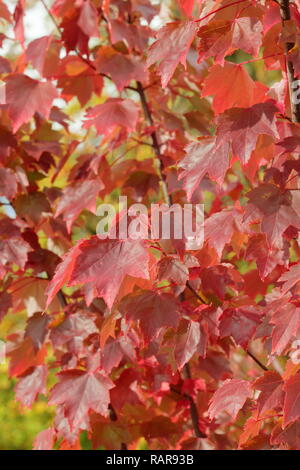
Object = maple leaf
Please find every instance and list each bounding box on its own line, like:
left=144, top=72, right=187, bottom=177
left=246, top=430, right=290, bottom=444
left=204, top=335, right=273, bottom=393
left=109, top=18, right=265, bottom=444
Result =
left=208, top=379, right=252, bottom=420
left=216, top=101, right=279, bottom=164
left=245, top=234, right=283, bottom=279
left=109, top=18, right=150, bottom=52
left=146, top=20, right=197, bottom=87
left=253, top=371, right=284, bottom=416
left=0, top=237, right=31, bottom=269
left=238, top=415, right=262, bottom=449
left=179, top=138, right=230, bottom=200
left=278, top=264, right=300, bottom=294
left=141, top=416, right=179, bottom=439
left=220, top=307, right=262, bottom=348
left=271, top=303, right=300, bottom=355
left=5, top=74, right=57, bottom=132
left=26, top=36, right=53, bottom=75
left=25, top=312, right=50, bottom=349
left=55, top=178, right=103, bottom=232
left=77, top=0, right=99, bottom=37
left=15, top=365, right=47, bottom=408
left=47, top=237, right=150, bottom=309
left=33, top=428, right=55, bottom=450
left=60, top=6, right=89, bottom=55
left=96, top=47, right=148, bottom=91
left=50, top=312, right=98, bottom=348
left=261, top=205, right=300, bottom=247
left=121, top=290, right=180, bottom=342
left=110, top=368, right=141, bottom=411
left=178, top=0, right=194, bottom=17
left=99, top=312, right=118, bottom=349
left=57, top=57, right=103, bottom=106
left=49, top=370, right=114, bottom=430
left=45, top=243, right=83, bottom=309
left=271, top=420, right=300, bottom=450
left=70, top=238, right=150, bottom=309
left=7, top=337, right=46, bottom=378
left=247, top=184, right=291, bottom=216
left=157, top=256, right=189, bottom=285
left=204, top=208, right=242, bottom=257
left=0, top=168, right=17, bottom=199
left=174, top=320, right=206, bottom=368
left=11, top=277, right=60, bottom=315
left=101, top=335, right=136, bottom=373
left=0, top=0, right=11, bottom=23
left=0, top=291, right=12, bottom=321
left=197, top=20, right=232, bottom=65
left=231, top=17, right=263, bottom=57
left=84, top=98, right=139, bottom=136
left=13, top=0, right=24, bottom=45
left=283, top=372, right=300, bottom=427
left=90, top=414, right=132, bottom=450
left=198, top=351, right=232, bottom=382
left=3, top=0, right=300, bottom=451
left=14, top=192, right=51, bottom=225
left=0, top=56, right=11, bottom=73
left=197, top=15, right=263, bottom=64
left=202, top=63, right=260, bottom=114
left=201, top=265, right=235, bottom=301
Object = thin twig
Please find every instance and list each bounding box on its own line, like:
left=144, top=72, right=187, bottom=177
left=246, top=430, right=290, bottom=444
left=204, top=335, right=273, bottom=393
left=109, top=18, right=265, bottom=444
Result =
left=246, top=349, right=268, bottom=372
left=40, top=0, right=62, bottom=37
left=182, top=363, right=207, bottom=438
left=194, top=0, right=250, bottom=23
left=136, top=81, right=171, bottom=206
left=186, top=280, right=208, bottom=305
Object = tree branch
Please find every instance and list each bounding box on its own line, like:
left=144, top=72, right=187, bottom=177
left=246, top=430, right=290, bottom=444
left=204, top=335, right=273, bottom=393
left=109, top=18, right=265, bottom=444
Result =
left=136, top=81, right=207, bottom=439
left=136, top=81, right=172, bottom=206
left=182, top=363, right=207, bottom=438
left=279, top=0, right=300, bottom=122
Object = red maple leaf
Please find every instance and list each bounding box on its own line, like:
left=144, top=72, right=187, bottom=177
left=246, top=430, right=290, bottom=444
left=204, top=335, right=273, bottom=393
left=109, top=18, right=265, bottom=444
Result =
left=49, top=370, right=114, bottom=431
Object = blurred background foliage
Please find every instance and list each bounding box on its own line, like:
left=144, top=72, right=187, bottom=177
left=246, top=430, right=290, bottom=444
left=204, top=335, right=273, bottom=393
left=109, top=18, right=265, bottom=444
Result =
left=0, top=363, right=54, bottom=450
left=0, top=307, right=54, bottom=449
left=0, top=0, right=283, bottom=450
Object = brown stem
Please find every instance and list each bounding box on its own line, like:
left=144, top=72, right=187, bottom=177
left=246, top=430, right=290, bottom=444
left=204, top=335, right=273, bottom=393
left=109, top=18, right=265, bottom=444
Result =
left=40, top=0, right=61, bottom=37
left=186, top=280, right=208, bottom=305
left=279, top=0, right=300, bottom=122
left=182, top=363, right=207, bottom=438
left=136, top=82, right=172, bottom=206
left=246, top=349, right=268, bottom=372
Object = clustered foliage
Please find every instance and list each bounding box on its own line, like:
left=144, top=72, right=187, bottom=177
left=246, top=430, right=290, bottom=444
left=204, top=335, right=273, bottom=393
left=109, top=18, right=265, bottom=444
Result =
left=2, top=0, right=300, bottom=450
